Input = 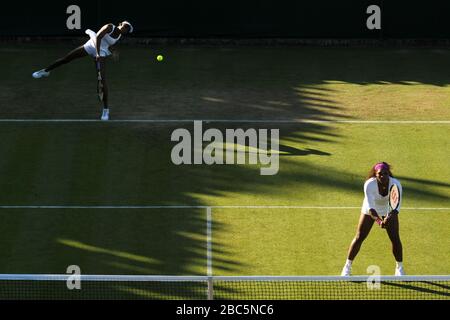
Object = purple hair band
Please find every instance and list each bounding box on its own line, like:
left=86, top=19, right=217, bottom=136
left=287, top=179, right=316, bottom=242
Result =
left=374, top=162, right=388, bottom=171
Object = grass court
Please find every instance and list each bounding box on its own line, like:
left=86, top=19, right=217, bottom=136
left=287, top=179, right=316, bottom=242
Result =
left=0, top=44, right=449, bottom=298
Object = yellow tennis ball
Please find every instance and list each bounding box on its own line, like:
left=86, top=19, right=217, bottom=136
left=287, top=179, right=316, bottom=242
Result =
left=157, top=55, right=163, bottom=62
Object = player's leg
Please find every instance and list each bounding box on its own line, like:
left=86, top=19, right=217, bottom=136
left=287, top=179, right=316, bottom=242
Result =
left=45, top=46, right=88, bottom=71
left=32, top=46, right=88, bottom=78
left=341, top=214, right=374, bottom=276
left=96, top=58, right=110, bottom=120
left=385, top=214, right=404, bottom=275
left=347, top=214, right=374, bottom=260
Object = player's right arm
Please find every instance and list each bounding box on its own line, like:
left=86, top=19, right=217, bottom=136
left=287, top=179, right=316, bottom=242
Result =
left=95, top=24, right=113, bottom=59
left=369, top=208, right=381, bottom=220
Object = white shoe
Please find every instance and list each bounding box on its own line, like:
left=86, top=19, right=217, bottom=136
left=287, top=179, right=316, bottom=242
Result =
left=341, top=265, right=352, bottom=276
left=32, top=69, right=50, bottom=79
left=101, top=109, right=109, bottom=121
left=395, top=266, right=405, bottom=276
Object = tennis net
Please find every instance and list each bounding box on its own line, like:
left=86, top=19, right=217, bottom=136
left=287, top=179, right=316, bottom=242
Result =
left=0, top=275, right=449, bottom=300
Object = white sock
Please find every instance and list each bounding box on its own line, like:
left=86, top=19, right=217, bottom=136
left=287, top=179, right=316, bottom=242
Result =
left=396, top=261, right=403, bottom=268
left=345, top=259, right=353, bottom=267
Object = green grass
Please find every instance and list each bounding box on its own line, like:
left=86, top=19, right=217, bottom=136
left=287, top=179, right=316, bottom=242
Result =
left=2, top=45, right=450, bottom=120
left=0, top=122, right=448, bottom=276
left=0, top=44, right=449, bottom=299
left=213, top=209, right=450, bottom=276
left=0, top=209, right=207, bottom=275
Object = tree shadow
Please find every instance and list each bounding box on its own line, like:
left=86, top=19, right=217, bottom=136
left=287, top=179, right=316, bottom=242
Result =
left=279, top=145, right=332, bottom=157
left=397, top=176, right=450, bottom=189
left=381, top=281, right=450, bottom=298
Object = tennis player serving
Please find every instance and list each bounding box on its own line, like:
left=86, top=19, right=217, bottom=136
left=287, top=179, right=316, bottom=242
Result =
left=341, top=162, right=404, bottom=276
left=32, top=21, right=133, bottom=120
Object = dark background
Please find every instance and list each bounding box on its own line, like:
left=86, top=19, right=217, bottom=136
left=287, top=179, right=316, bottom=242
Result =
left=1, top=0, right=449, bottom=39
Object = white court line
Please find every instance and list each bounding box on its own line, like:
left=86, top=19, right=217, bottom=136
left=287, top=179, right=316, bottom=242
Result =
left=0, top=205, right=448, bottom=210
left=206, top=207, right=213, bottom=277
left=0, top=119, right=449, bottom=124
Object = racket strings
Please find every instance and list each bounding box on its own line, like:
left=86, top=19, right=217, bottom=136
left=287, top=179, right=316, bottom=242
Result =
left=389, top=185, right=400, bottom=209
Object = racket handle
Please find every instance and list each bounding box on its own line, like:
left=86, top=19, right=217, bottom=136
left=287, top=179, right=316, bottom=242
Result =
left=96, top=61, right=102, bottom=77
left=376, top=218, right=383, bottom=226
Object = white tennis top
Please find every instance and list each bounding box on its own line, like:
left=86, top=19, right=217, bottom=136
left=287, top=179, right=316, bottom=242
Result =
left=84, top=25, right=121, bottom=57
left=100, top=26, right=121, bottom=51
left=361, top=177, right=402, bottom=216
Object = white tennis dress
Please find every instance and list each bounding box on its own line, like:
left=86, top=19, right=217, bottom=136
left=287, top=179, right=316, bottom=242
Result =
left=361, top=177, right=402, bottom=216
left=83, top=26, right=121, bottom=58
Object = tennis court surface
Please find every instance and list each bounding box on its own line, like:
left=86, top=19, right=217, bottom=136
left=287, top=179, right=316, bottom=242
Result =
left=0, top=45, right=449, bottom=300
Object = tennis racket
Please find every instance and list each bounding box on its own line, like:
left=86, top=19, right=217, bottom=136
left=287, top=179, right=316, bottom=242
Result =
left=85, top=29, right=104, bottom=101
left=96, top=60, right=103, bottom=102
left=381, top=183, right=400, bottom=228
left=388, top=183, right=400, bottom=214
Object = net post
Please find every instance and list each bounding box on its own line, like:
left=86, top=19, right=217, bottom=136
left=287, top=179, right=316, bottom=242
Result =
left=207, top=276, right=214, bottom=300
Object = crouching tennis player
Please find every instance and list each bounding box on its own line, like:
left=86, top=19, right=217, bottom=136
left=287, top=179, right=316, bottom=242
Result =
left=32, top=21, right=133, bottom=120
left=341, top=162, right=405, bottom=276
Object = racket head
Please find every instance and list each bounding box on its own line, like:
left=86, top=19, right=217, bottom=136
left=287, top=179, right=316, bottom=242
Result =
left=389, top=183, right=400, bottom=211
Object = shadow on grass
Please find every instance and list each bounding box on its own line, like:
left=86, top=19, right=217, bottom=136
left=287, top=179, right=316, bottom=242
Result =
left=381, top=281, right=450, bottom=298
left=0, top=46, right=449, bottom=299
left=398, top=176, right=450, bottom=189
left=279, top=145, right=332, bottom=157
